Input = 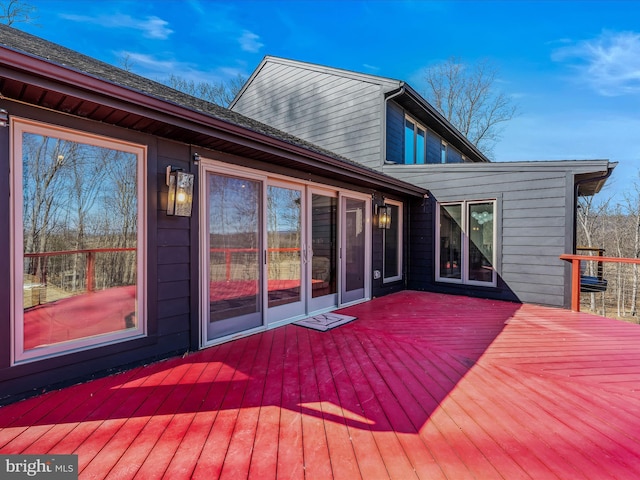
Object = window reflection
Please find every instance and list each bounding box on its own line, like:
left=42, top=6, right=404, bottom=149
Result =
left=21, top=130, right=140, bottom=352
left=267, top=186, right=302, bottom=307
left=439, top=204, right=463, bottom=280
left=208, top=175, right=261, bottom=322
left=469, top=203, right=494, bottom=282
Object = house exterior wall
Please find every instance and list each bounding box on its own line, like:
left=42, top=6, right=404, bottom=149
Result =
left=231, top=59, right=388, bottom=170
left=231, top=58, right=617, bottom=309
left=0, top=99, right=413, bottom=405
left=387, top=164, right=578, bottom=307
left=0, top=101, right=190, bottom=403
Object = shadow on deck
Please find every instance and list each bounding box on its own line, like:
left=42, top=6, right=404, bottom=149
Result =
left=2, top=291, right=640, bottom=479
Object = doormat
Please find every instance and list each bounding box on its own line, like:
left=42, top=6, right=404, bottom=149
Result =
left=294, top=313, right=357, bottom=332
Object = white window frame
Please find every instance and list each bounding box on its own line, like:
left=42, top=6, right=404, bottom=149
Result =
left=383, top=199, right=403, bottom=283
left=404, top=114, right=427, bottom=165
left=435, top=200, right=497, bottom=287
left=11, top=118, right=147, bottom=364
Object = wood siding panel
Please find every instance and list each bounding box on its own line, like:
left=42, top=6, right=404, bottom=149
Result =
left=386, top=102, right=404, bottom=164
left=426, top=130, right=441, bottom=164
left=232, top=61, right=385, bottom=169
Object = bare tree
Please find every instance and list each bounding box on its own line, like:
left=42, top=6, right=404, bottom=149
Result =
left=623, top=178, right=640, bottom=316
left=119, top=53, right=135, bottom=73
left=423, top=57, right=518, bottom=158
left=164, top=73, right=246, bottom=107
left=0, top=0, right=36, bottom=25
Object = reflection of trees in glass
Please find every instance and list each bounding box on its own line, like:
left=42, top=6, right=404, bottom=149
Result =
left=208, top=175, right=260, bottom=282
left=209, top=175, right=259, bottom=249
left=22, top=132, right=137, bottom=292
left=268, top=186, right=301, bottom=282
left=439, top=204, right=463, bottom=279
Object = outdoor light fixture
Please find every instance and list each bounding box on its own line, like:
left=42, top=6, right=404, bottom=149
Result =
left=166, top=165, right=194, bottom=217
left=376, top=204, right=391, bottom=229
left=0, top=109, right=8, bottom=128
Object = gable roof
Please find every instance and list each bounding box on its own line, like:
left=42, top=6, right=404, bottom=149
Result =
left=231, top=55, right=491, bottom=163
left=0, top=24, right=427, bottom=198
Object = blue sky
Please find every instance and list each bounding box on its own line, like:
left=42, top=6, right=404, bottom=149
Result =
left=17, top=0, right=640, bottom=204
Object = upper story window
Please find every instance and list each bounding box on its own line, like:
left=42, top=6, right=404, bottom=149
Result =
left=11, top=118, right=147, bottom=363
left=386, top=103, right=467, bottom=165
left=404, top=115, right=426, bottom=164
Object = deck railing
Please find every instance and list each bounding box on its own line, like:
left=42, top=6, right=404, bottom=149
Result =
left=560, top=250, right=640, bottom=316
left=23, top=248, right=136, bottom=308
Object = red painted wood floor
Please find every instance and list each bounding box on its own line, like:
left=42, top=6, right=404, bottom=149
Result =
left=2, top=291, right=640, bottom=479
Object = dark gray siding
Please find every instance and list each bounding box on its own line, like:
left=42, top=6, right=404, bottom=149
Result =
left=386, top=163, right=581, bottom=307
left=386, top=102, right=404, bottom=164
left=232, top=60, right=387, bottom=170
left=447, top=146, right=463, bottom=164
left=426, top=130, right=441, bottom=164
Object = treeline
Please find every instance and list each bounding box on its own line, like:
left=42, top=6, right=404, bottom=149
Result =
left=577, top=181, right=640, bottom=320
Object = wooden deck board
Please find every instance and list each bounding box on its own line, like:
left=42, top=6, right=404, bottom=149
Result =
left=3, top=291, right=640, bottom=479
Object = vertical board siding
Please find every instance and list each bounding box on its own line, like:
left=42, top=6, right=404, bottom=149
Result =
left=0, top=115, right=9, bottom=372
left=390, top=166, right=573, bottom=307
left=426, top=130, right=441, bottom=164
left=232, top=60, right=386, bottom=169
left=386, top=102, right=404, bottom=164
left=446, top=147, right=463, bottom=164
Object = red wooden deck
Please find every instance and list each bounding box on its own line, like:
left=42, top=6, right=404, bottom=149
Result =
left=2, top=291, right=640, bottom=479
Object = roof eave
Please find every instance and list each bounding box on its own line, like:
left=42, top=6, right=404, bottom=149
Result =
left=1, top=46, right=426, bottom=198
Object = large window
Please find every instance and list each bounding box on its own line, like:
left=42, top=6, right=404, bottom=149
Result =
left=12, top=119, right=146, bottom=363
left=436, top=200, right=496, bottom=286
left=404, top=115, right=426, bottom=164
left=383, top=200, right=402, bottom=282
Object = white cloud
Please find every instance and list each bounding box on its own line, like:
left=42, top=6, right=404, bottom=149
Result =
left=60, top=13, right=173, bottom=40
left=552, top=31, right=640, bottom=96
left=362, top=64, right=380, bottom=72
left=117, top=50, right=246, bottom=86
left=118, top=51, right=180, bottom=72
left=238, top=30, right=264, bottom=53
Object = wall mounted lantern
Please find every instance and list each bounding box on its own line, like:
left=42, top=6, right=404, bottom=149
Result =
left=0, top=109, right=8, bottom=128
left=375, top=203, right=391, bottom=229
left=166, top=165, right=194, bottom=217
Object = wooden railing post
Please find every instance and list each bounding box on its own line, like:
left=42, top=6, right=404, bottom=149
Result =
left=86, top=250, right=95, bottom=292
left=226, top=250, right=232, bottom=281
left=570, top=258, right=581, bottom=312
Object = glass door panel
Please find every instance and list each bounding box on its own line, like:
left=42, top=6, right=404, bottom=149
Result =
left=267, top=183, right=305, bottom=323
left=438, top=204, right=463, bottom=281
left=308, top=192, right=338, bottom=312
left=468, top=202, right=495, bottom=284
left=341, top=195, right=369, bottom=304
left=206, top=173, right=262, bottom=341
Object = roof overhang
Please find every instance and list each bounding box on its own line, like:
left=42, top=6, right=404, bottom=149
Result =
left=383, top=159, right=617, bottom=197
left=0, top=41, right=426, bottom=199
left=386, top=85, right=492, bottom=164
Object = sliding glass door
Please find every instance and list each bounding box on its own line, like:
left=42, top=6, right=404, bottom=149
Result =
left=201, top=160, right=371, bottom=345
left=308, top=189, right=338, bottom=313
left=204, top=172, right=263, bottom=341
left=340, top=194, right=370, bottom=304
left=266, top=182, right=305, bottom=324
